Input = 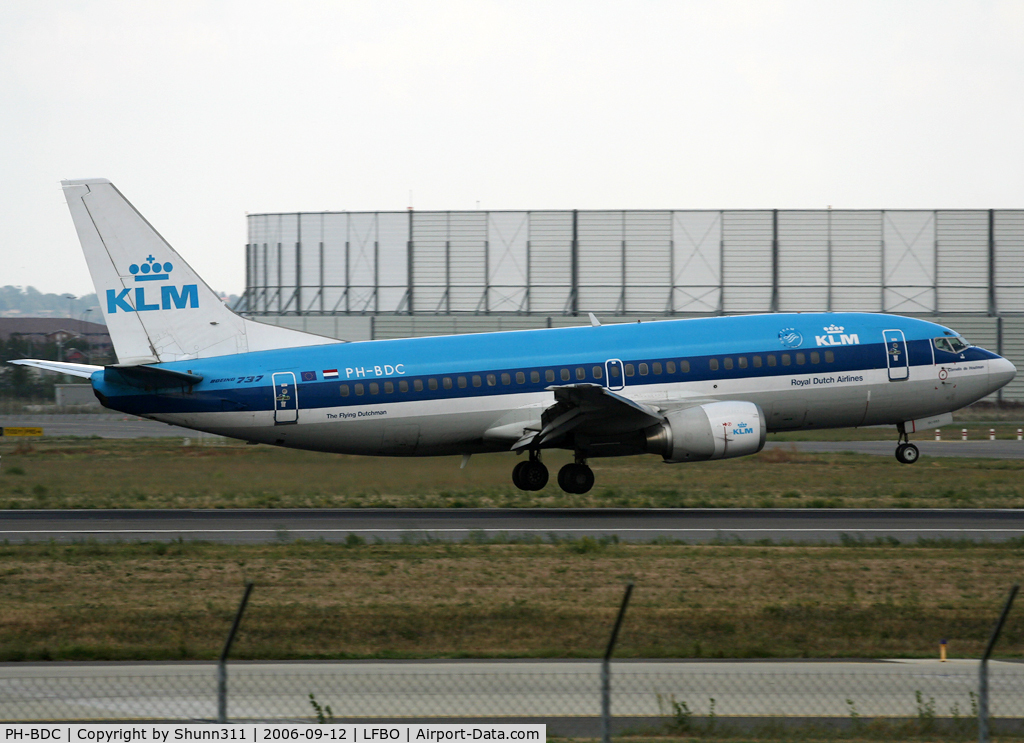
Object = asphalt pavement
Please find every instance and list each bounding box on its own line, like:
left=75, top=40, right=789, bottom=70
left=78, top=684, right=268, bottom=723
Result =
left=3, top=507, right=1024, bottom=544
left=1, top=659, right=1021, bottom=724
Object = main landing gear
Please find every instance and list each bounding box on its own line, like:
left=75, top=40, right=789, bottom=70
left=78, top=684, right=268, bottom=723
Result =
left=512, top=452, right=596, bottom=494
left=894, top=430, right=920, bottom=465
left=512, top=452, right=549, bottom=491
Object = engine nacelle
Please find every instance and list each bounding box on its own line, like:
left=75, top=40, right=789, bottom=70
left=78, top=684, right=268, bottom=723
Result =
left=646, top=401, right=766, bottom=463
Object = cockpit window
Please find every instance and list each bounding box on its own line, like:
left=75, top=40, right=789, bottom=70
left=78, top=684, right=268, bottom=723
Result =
left=934, top=336, right=970, bottom=354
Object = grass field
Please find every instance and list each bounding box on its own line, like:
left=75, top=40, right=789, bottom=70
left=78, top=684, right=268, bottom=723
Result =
left=1, top=436, right=1023, bottom=509
left=1, top=539, right=1022, bottom=662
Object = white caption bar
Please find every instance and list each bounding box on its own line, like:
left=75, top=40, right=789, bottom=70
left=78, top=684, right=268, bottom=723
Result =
left=2, top=725, right=545, bottom=743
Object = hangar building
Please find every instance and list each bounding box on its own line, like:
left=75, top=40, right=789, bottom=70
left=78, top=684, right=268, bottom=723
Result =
left=238, top=209, right=1024, bottom=402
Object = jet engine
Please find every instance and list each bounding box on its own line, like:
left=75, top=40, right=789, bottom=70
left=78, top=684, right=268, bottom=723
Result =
left=646, top=401, right=766, bottom=463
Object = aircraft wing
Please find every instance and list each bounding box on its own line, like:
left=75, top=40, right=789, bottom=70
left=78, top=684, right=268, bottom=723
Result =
left=511, top=383, right=665, bottom=452
left=9, top=359, right=103, bottom=379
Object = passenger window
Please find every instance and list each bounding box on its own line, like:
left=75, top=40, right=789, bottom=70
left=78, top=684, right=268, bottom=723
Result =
left=576, top=367, right=585, bottom=380
left=531, top=371, right=540, bottom=383
left=355, top=383, right=364, bottom=396
left=666, top=361, right=676, bottom=374
left=825, top=350, right=835, bottom=363
left=625, top=364, right=635, bottom=377
left=399, top=380, right=408, bottom=393
left=369, top=382, right=380, bottom=394
left=458, top=377, right=468, bottom=388
left=810, top=352, right=820, bottom=364
left=609, top=365, right=621, bottom=378
left=709, top=359, right=719, bottom=371
left=561, top=369, right=570, bottom=381
left=429, top=378, right=438, bottom=390
left=501, top=373, right=510, bottom=385
left=753, top=356, right=762, bottom=368
left=414, top=380, right=423, bottom=392
left=472, top=375, right=482, bottom=387
left=767, top=355, right=777, bottom=367
left=781, top=354, right=791, bottom=366
left=680, top=360, right=690, bottom=373
left=796, top=353, right=805, bottom=365
left=516, top=372, right=525, bottom=384
left=487, top=374, right=496, bottom=386
left=723, top=358, right=733, bottom=370
left=546, top=370, right=555, bottom=383
left=384, top=381, right=394, bottom=393
left=592, top=366, right=603, bottom=379
left=443, top=377, right=452, bottom=389
left=652, top=362, right=662, bottom=375
left=738, top=357, right=747, bottom=369
left=340, top=384, right=350, bottom=397
left=639, top=363, right=649, bottom=376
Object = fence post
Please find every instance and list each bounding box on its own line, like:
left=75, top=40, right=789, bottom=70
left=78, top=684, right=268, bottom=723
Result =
left=218, top=582, right=255, bottom=724
left=979, top=584, right=1018, bottom=743
left=602, top=583, right=633, bottom=743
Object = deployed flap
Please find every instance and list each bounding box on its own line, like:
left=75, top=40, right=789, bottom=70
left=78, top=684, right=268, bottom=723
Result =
left=512, top=384, right=664, bottom=451
left=61, top=179, right=338, bottom=364
left=9, top=359, right=103, bottom=379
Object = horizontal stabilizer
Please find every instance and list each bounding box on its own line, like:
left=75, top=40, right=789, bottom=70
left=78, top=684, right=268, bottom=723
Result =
left=9, top=359, right=102, bottom=379
left=105, top=364, right=204, bottom=389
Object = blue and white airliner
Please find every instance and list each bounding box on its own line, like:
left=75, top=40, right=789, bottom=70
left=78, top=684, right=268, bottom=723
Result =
left=12, top=180, right=1017, bottom=493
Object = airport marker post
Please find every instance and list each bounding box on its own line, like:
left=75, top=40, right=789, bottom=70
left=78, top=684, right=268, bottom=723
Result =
left=979, top=584, right=1018, bottom=743
left=602, top=583, right=634, bottom=743
left=218, top=582, right=255, bottom=724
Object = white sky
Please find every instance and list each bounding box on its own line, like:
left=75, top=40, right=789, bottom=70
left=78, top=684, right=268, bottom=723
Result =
left=3, top=0, right=1023, bottom=298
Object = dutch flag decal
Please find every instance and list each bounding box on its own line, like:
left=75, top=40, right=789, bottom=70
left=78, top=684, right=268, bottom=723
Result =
left=323, top=369, right=339, bottom=379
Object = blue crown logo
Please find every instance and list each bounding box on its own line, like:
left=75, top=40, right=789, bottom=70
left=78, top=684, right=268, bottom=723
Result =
left=129, top=255, right=173, bottom=282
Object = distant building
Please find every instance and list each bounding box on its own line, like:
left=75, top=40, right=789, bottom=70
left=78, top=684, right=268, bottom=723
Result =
left=0, top=318, right=113, bottom=356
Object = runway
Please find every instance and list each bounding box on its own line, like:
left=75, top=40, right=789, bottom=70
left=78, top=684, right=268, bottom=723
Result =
left=1, top=659, right=1022, bottom=724
left=3, top=507, right=1024, bottom=544
left=3, top=414, right=1023, bottom=457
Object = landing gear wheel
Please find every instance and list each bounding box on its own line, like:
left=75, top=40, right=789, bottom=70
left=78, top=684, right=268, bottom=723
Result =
left=895, top=443, right=920, bottom=464
left=511, top=461, right=530, bottom=490
left=558, top=463, right=595, bottom=494
left=519, top=460, right=549, bottom=491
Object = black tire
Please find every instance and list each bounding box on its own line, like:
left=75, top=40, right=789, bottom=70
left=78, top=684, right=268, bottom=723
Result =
left=521, top=460, right=549, bottom=491
left=894, top=443, right=907, bottom=463
left=558, top=463, right=595, bottom=494
left=511, top=461, right=529, bottom=490
left=898, top=443, right=920, bottom=464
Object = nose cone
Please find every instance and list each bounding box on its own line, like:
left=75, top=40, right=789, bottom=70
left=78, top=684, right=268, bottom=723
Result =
left=990, top=355, right=1017, bottom=392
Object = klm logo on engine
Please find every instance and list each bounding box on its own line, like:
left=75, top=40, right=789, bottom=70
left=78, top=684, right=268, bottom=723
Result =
left=106, top=255, right=198, bottom=313
left=815, top=324, right=859, bottom=347
left=732, top=421, right=754, bottom=435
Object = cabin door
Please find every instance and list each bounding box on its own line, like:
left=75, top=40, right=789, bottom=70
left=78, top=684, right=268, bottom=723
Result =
left=272, top=372, right=299, bottom=424
left=604, top=359, right=625, bottom=391
left=883, top=329, right=910, bottom=381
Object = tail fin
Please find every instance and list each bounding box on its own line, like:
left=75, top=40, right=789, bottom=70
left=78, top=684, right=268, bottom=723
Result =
left=62, top=179, right=337, bottom=364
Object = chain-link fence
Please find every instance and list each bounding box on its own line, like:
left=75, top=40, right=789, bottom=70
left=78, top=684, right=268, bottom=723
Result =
left=2, top=661, right=1023, bottom=726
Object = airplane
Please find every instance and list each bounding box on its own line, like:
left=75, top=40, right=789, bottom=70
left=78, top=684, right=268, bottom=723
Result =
left=11, top=179, right=1017, bottom=494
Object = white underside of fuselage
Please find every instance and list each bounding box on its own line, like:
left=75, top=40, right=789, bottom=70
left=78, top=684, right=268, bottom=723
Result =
left=145, top=360, right=997, bottom=457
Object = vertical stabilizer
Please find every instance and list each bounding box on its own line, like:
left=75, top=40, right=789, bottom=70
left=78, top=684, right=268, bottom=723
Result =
left=61, top=179, right=337, bottom=364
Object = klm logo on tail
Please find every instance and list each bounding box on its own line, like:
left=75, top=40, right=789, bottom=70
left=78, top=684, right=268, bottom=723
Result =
left=107, top=256, right=198, bottom=313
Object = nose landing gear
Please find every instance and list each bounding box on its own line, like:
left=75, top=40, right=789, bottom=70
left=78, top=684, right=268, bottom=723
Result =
left=894, top=429, right=920, bottom=465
